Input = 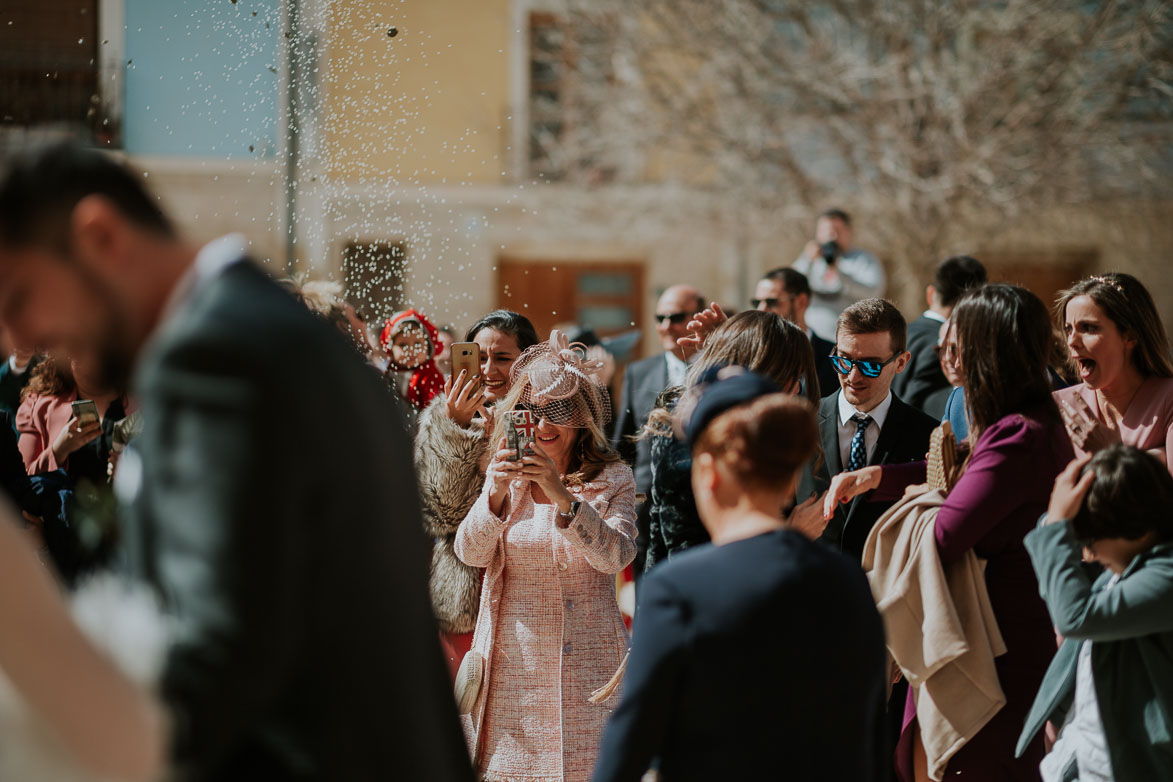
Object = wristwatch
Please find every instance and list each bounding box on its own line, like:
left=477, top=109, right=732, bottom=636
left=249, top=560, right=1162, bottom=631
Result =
left=557, top=500, right=581, bottom=523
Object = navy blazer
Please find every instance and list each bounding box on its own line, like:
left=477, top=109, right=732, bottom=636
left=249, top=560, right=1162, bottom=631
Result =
left=593, top=529, right=889, bottom=782
left=797, top=390, right=938, bottom=560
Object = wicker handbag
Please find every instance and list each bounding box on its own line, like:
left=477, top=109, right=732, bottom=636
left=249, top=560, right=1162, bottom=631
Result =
left=926, top=421, right=965, bottom=494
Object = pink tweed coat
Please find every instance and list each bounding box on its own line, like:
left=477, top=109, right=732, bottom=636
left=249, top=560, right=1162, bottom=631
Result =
left=454, top=460, right=638, bottom=782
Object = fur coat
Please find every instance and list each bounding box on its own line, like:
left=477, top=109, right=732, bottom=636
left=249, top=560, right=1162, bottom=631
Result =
left=413, top=395, right=492, bottom=634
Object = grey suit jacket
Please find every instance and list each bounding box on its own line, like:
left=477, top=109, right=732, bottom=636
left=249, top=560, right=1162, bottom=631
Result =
left=796, top=391, right=937, bottom=560
left=612, top=353, right=670, bottom=494
left=120, top=261, right=472, bottom=782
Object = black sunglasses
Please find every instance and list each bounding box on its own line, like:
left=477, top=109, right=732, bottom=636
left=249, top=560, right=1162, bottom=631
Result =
left=654, top=312, right=691, bottom=325
left=750, top=296, right=794, bottom=309
left=829, top=352, right=901, bottom=378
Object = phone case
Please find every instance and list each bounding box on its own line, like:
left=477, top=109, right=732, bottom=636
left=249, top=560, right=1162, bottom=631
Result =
left=72, top=401, right=100, bottom=426
left=450, top=343, right=481, bottom=389
left=505, top=409, right=536, bottom=461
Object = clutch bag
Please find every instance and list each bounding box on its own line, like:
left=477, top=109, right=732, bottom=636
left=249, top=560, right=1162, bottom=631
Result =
left=454, top=650, right=484, bottom=715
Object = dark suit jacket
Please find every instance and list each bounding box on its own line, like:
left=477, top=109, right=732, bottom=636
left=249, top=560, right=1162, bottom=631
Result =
left=810, top=331, right=840, bottom=398
left=797, top=391, right=938, bottom=560
left=120, top=261, right=472, bottom=782
left=0, top=355, right=38, bottom=419
left=892, top=314, right=949, bottom=412
left=592, top=529, right=889, bottom=782
left=0, top=411, right=38, bottom=515
left=612, top=353, right=670, bottom=494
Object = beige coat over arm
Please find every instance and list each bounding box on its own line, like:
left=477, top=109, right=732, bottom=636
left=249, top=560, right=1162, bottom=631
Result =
left=455, top=460, right=637, bottom=782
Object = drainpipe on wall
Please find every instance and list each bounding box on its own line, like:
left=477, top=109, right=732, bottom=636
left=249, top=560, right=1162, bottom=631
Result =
left=283, top=0, right=302, bottom=277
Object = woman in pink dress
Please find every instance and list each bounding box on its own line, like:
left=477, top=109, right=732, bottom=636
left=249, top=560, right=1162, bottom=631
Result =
left=1053, top=273, right=1173, bottom=471
left=455, top=330, right=637, bottom=782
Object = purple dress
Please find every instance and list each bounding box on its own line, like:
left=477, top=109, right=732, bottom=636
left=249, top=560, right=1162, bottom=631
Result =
left=875, top=409, right=1073, bottom=781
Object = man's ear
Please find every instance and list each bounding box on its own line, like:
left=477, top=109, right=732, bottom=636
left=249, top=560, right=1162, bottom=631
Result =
left=794, top=292, right=809, bottom=318
left=893, top=350, right=912, bottom=374
left=70, top=195, right=129, bottom=269
left=925, top=284, right=936, bottom=311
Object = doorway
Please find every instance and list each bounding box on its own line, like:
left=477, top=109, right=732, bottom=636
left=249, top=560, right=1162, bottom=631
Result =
left=497, top=259, right=645, bottom=350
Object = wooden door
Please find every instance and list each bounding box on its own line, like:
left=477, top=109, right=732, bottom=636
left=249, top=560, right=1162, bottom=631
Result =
left=981, top=250, right=1097, bottom=312
left=497, top=259, right=644, bottom=349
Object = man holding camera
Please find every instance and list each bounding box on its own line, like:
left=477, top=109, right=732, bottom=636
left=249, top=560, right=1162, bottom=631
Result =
left=792, top=208, right=885, bottom=339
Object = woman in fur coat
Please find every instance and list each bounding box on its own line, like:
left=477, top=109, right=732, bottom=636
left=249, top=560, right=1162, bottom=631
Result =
left=414, top=310, right=539, bottom=675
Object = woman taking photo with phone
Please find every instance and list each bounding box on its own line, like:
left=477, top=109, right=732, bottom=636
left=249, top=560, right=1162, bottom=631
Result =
left=1052, top=273, right=1173, bottom=471
left=16, top=353, right=128, bottom=484
left=826, top=284, right=1073, bottom=781
left=414, top=310, right=540, bottom=675
left=455, top=330, right=637, bottom=782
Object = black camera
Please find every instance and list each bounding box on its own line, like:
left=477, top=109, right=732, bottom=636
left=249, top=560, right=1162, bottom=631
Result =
left=820, top=241, right=840, bottom=266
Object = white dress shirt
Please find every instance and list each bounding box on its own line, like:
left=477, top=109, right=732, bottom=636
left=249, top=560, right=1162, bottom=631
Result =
left=665, top=351, right=689, bottom=388
left=156, top=233, right=250, bottom=333
left=1040, top=576, right=1118, bottom=782
left=836, top=390, right=893, bottom=470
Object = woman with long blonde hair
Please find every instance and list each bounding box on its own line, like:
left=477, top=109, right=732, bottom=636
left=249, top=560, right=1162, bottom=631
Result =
left=642, top=309, right=821, bottom=569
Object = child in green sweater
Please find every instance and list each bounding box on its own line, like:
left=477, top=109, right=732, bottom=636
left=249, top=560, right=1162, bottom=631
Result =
left=1019, top=444, right=1173, bottom=782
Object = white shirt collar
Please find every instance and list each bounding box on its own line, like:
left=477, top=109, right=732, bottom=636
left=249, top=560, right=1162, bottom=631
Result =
left=158, top=233, right=250, bottom=329
left=923, top=309, right=947, bottom=324
left=838, top=388, right=894, bottom=429
left=664, top=350, right=690, bottom=386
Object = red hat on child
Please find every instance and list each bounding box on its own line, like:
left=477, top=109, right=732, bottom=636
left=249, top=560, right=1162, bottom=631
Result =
left=380, top=308, right=442, bottom=356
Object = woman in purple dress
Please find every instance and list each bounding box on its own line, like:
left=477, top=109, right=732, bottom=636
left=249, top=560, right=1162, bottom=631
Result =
left=829, top=284, right=1072, bottom=781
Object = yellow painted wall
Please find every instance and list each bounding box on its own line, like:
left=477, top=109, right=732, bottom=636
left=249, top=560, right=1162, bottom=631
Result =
left=324, top=0, right=511, bottom=185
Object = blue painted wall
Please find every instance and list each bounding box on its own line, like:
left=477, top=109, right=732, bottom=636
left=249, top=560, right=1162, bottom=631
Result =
left=123, top=0, right=280, bottom=157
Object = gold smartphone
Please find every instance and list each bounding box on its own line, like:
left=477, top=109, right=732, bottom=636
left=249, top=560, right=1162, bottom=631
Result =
left=71, top=399, right=100, bottom=428
left=450, top=342, right=481, bottom=390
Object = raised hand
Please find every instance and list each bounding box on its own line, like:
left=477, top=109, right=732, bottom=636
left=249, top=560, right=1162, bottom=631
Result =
left=786, top=492, right=830, bottom=540
left=444, top=369, right=488, bottom=428
left=823, top=466, right=882, bottom=520
left=1045, top=453, right=1095, bottom=522
left=515, top=440, right=576, bottom=508
left=1058, top=395, right=1120, bottom=453
left=486, top=446, right=525, bottom=515
left=677, top=302, right=729, bottom=352
left=52, top=416, right=103, bottom=463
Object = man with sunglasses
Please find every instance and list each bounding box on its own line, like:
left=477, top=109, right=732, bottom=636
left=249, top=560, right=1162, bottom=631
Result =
left=752, top=267, right=839, bottom=397
left=795, top=298, right=937, bottom=560
left=613, top=284, right=705, bottom=580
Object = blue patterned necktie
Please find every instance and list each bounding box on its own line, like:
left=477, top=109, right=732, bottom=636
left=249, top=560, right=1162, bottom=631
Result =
left=847, top=414, right=873, bottom=471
